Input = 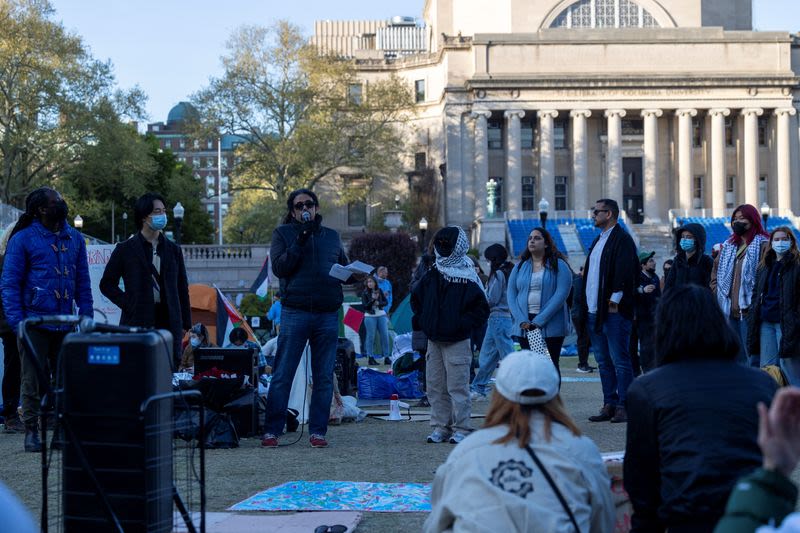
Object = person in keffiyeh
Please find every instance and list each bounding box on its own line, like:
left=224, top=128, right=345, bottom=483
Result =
left=711, top=203, right=769, bottom=367
left=410, top=226, right=489, bottom=445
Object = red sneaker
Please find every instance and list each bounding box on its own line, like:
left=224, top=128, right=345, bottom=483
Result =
left=261, top=433, right=278, bottom=448
left=309, top=434, right=328, bottom=448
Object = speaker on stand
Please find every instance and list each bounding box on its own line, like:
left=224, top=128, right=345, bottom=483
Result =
left=58, top=330, right=173, bottom=533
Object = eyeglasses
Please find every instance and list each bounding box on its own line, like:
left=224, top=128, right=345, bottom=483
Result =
left=294, top=200, right=316, bottom=210
left=592, top=209, right=609, bottom=216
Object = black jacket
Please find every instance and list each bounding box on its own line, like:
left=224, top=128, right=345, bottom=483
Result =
left=581, top=224, right=639, bottom=330
left=270, top=214, right=348, bottom=313
left=361, top=287, right=388, bottom=315
left=100, top=233, right=191, bottom=355
left=665, top=223, right=713, bottom=293
left=747, top=253, right=800, bottom=357
left=570, top=273, right=586, bottom=323
left=410, top=268, right=489, bottom=343
left=633, top=270, right=661, bottom=321
left=624, top=360, right=776, bottom=533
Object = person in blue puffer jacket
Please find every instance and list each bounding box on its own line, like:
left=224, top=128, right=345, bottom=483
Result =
left=0, top=187, right=93, bottom=452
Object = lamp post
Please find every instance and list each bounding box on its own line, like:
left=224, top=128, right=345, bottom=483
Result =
left=419, top=217, right=428, bottom=253
left=394, top=194, right=400, bottom=210
left=760, top=202, right=770, bottom=230
left=538, top=197, right=550, bottom=229
left=122, top=212, right=128, bottom=240
left=173, top=202, right=185, bottom=245
left=73, top=215, right=83, bottom=230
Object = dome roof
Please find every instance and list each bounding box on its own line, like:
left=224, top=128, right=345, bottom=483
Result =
left=166, top=101, right=199, bottom=126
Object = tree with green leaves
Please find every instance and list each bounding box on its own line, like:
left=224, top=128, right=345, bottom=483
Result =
left=0, top=0, right=146, bottom=207
left=191, top=20, right=415, bottom=237
left=63, top=132, right=214, bottom=244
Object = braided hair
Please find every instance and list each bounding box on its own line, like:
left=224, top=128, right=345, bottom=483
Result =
left=8, top=187, right=55, bottom=242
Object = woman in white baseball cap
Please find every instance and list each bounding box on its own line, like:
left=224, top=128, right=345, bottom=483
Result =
left=425, top=350, right=615, bottom=533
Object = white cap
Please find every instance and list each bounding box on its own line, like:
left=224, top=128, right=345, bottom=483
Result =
left=494, top=350, right=559, bottom=405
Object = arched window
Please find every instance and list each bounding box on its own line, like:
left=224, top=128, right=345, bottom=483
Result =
left=551, top=0, right=661, bottom=28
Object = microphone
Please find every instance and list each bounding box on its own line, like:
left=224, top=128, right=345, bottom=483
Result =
left=301, top=211, right=311, bottom=222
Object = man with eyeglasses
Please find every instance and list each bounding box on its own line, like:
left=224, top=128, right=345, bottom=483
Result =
left=261, top=188, right=350, bottom=449
left=582, top=199, right=638, bottom=424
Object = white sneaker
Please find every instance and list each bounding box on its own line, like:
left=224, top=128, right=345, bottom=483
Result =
left=449, top=431, right=469, bottom=444
left=426, top=429, right=451, bottom=443
left=470, top=390, right=488, bottom=401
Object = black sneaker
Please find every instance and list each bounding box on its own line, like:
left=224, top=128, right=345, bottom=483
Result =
left=577, top=364, right=597, bottom=373
left=368, top=357, right=378, bottom=365
left=383, top=357, right=392, bottom=365
left=3, top=416, right=25, bottom=434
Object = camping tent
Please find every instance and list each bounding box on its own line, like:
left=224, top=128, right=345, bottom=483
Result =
left=189, top=284, right=219, bottom=343
left=390, top=294, right=412, bottom=335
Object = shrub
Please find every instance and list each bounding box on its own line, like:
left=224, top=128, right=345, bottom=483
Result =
left=348, top=232, right=418, bottom=312
left=239, top=293, right=271, bottom=317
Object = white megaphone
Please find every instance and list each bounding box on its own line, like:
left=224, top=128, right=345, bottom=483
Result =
left=389, top=394, right=402, bottom=421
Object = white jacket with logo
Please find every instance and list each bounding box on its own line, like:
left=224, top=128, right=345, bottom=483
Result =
left=425, top=413, right=615, bottom=533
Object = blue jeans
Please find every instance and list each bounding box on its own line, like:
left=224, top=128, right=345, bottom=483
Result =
left=729, top=317, right=751, bottom=366
left=263, top=307, right=338, bottom=436
left=759, top=322, right=782, bottom=368
left=471, top=316, right=514, bottom=395
left=587, top=312, right=633, bottom=407
left=364, top=315, right=390, bottom=358
left=781, top=357, right=800, bottom=386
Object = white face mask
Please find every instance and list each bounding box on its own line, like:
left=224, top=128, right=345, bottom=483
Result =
left=772, top=241, right=791, bottom=255
left=190, top=337, right=201, bottom=347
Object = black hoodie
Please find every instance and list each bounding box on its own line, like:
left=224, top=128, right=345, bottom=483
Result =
left=664, top=223, right=713, bottom=292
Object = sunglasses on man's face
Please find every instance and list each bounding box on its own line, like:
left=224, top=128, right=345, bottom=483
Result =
left=592, top=209, right=609, bottom=216
left=294, top=200, right=316, bottom=210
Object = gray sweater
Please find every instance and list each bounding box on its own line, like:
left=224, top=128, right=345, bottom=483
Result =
left=486, top=270, right=511, bottom=318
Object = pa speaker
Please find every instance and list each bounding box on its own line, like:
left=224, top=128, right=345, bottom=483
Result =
left=59, top=330, right=173, bottom=533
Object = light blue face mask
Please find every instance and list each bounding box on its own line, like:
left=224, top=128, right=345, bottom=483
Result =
left=148, top=213, right=168, bottom=231
left=772, top=241, right=791, bottom=255
left=679, top=238, right=695, bottom=251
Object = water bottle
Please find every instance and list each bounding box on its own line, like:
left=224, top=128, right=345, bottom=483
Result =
left=388, top=393, right=402, bottom=421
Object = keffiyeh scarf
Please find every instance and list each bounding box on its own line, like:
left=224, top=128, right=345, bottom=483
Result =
left=434, top=226, right=483, bottom=289
left=716, top=234, right=768, bottom=316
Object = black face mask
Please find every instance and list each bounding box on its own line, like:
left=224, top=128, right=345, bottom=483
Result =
left=44, top=200, right=68, bottom=223
left=732, top=221, right=748, bottom=236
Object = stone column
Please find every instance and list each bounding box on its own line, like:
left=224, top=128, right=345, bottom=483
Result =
left=709, top=108, right=731, bottom=213
left=539, top=110, right=559, bottom=206
left=471, top=110, right=492, bottom=220
left=775, top=108, right=797, bottom=212
left=570, top=110, right=592, bottom=213
left=604, top=109, right=626, bottom=203
left=742, top=108, right=764, bottom=207
left=504, top=109, right=526, bottom=219
left=641, top=109, right=663, bottom=222
left=676, top=109, right=698, bottom=211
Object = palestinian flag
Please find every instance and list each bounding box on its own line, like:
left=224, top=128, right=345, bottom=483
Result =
left=250, top=255, right=271, bottom=299
left=216, top=287, right=257, bottom=346
left=341, top=304, right=364, bottom=355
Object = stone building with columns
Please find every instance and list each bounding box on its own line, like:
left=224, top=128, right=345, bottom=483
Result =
left=313, top=0, right=800, bottom=246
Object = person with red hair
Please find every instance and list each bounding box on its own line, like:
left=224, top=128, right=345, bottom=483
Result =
left=711, top=204, right=770, bottom=366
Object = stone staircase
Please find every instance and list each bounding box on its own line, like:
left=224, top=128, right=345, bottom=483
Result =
left=557, top=223, right=586, bottom=271
left=634, top=223, right=676, bottom=273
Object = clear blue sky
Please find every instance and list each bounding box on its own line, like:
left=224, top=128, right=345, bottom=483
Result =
left=49, top=0, right=800, bottom=125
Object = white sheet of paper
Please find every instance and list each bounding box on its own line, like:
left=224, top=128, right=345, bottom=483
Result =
left=329, top=264, right=352, bottom=281
left=329, top=260, right=375, bottom=281
left=347, top=260, right=374, bottom=275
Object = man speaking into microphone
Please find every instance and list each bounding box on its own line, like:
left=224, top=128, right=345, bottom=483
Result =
left=261, top=188, right=350, bottom=449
